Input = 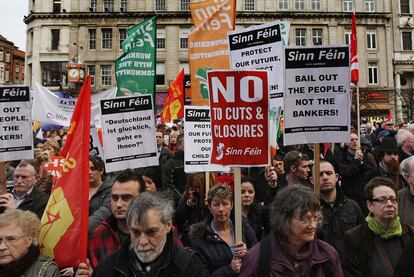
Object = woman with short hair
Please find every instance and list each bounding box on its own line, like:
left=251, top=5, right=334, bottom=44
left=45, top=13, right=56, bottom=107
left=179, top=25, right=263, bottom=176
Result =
left=190, top=184, right=257, bottom=276
left=0, top=209, right=60, bottom=276
left=240, top=185, right=343, bottom=277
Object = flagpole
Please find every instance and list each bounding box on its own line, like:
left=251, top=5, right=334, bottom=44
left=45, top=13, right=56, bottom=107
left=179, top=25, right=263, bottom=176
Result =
left=356, top=85, right=361, bottom=148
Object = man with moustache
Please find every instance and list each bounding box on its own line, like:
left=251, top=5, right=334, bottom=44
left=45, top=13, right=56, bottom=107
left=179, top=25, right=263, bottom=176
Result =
left=315, top=160, right=364, bottom=262
left=88, top=169, right=144, bottom=269
left=77, top=192, right=208, bottom=277
left=365, top=137, right=407, bottom=191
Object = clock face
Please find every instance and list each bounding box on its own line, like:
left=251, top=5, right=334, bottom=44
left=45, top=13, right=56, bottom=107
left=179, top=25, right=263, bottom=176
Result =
left=79, top=69, right=85, bottom=79
left=69, top=68, right=79, bottom=79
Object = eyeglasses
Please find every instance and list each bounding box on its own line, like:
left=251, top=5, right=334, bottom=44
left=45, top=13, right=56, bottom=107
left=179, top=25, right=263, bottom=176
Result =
left=371, top=196, right=398, bottom=205
left=0, top=236, right=24, bottom=246
left=295, top=214, right=323, bottom=225
left=13, top=175, right=35, bottom=180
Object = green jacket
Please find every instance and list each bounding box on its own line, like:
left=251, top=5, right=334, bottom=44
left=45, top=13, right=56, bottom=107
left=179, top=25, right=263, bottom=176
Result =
left=23, top=255, right=60, bottom=277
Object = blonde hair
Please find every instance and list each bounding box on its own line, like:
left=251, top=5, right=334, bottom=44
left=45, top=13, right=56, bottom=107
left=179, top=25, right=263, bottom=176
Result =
left=0, top=209, right=40, bottom=245
left=169, top=130, right=179, bottom=138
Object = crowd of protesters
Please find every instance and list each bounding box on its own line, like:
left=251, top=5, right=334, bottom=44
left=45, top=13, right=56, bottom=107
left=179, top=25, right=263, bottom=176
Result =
left=2, top=119, right=414, bottom=276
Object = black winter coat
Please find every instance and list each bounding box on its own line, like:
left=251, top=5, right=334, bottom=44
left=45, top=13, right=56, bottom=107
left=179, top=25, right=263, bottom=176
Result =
left=190, top=215, right=258, bottom=277
left=344, top=221, right=414, bottom=277
left=317, top=188, right=364, bottom=262
left=17, top=187, right=49, bottom=219
left=93, top=233, right=208, bottom=277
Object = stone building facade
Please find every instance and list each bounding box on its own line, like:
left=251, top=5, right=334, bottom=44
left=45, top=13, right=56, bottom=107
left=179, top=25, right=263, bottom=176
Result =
left=23, top=0, right=408, bottom=120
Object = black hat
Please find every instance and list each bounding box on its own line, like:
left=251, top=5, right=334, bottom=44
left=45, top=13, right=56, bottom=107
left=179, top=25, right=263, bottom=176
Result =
left=377, top=137, right=398, bottom=154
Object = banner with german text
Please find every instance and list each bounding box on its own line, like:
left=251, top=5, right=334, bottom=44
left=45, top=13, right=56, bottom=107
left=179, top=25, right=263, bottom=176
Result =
left=188, top=0, right=236, bottom=106
left=116, top=17, right=156, bottom=96
left=38, top=76, right=91, bottom=268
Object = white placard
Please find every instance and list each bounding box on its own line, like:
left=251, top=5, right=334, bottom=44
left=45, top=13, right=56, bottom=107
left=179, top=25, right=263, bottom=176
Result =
left=100, top=95, right=158, bottom=172
left=89, top=126, right=103, bottom=158
left=184, top=106, right=230, bottom=173
left=228, top=21, right=290, bottom=110
left=0, top=86, right=33, bottom=161
left=284, top=46, right=351, bottom=145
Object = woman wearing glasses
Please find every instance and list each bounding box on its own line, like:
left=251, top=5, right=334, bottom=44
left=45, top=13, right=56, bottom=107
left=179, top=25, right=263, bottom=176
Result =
left=240, top=185, right=343, bottom=276
left=0, top=209, right=60, bottom=276
left=343, top=177, right=414, bottom=277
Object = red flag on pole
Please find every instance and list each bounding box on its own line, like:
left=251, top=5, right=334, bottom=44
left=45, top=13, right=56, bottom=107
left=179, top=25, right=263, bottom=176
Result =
left=351, top=11, right=359, bottom=84
left=161, top=69, right=185, bottom=124
left=38, top=76, right=91, bottom=268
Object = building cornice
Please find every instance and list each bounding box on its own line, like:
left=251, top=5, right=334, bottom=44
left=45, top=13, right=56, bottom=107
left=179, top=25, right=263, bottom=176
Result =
left=24, top=11, right=390, bottom=24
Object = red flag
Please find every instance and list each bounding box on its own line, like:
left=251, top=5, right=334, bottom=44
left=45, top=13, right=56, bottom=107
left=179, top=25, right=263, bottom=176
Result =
left=39, top=76, right=91, bottom=268
left=161, top=69, right=185, bottom=123
left=351, top=11, right=359, bottom=84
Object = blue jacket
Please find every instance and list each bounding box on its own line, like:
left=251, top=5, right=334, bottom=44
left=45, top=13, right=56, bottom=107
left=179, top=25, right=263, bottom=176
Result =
left=190, top=215, right=257, bottom=277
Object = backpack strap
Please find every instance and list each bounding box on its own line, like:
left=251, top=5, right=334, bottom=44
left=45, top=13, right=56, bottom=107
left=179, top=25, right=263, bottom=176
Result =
left=257, top=235, right=271, bottom=277
left=175, top=247, right=196, bottom=276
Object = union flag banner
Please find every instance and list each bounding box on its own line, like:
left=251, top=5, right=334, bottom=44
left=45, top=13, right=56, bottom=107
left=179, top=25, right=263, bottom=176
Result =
left=39, top=76, right=91, bottom=268
left=188, top=0, right=236, bottom=106
left=161, top=69, right=185, bottom=123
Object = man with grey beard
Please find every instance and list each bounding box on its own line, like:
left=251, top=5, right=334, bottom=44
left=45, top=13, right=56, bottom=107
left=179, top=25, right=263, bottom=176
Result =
left=76, top=192, right=208, bottom=277
left=365, top=137, right=407, bottom=191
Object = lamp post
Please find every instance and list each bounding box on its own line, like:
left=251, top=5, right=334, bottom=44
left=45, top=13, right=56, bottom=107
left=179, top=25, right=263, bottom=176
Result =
left=73, top=42, right=83, bottom=63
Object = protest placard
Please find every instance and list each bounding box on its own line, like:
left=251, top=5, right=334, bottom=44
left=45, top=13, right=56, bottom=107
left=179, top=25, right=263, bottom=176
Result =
left=100, top=95, right=158, bottom=172
left=284, top=46, right=351, bottom=145
left=89, top=126, right=103, bottom=157
left=184, top=106, right=230, bottom=173
left=209, top=70, right=269, bottom=166
left=0, top=86, right=33, bottom=162
left=228, top=21, right=289, bottom=109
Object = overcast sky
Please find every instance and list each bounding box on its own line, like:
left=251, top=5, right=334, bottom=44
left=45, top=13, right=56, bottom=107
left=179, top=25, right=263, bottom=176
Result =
left=0, top=0, right=28, bottom=51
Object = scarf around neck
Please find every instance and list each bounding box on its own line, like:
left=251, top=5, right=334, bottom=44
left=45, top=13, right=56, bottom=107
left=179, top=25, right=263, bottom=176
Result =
left=366, top=215, right=402, bottom=239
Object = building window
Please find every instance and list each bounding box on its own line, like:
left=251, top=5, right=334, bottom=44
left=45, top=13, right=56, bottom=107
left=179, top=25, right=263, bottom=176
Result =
left=101, top=28, right=113, bottom=49
left=365, top=0, right=374, bottom=12
left=0, top=64, right=3, bottom=83
left=279, top=0, right=288, bottom=10
left=403, top=32, right=413, bottom=50
left=6, top=53, right=10, bottom=63
left=41, top=61, right=67, bottom=86
left=157, top=28, right=165, bottom=49
left=181, top=0, right=190, bottom=11
left=156, top=63, right=165, bottom=85
left=368, top=63, right=378, bottom=85
left=401, top=0, right=410, bottom=13
left=312, top=29, right=323, bottom=45
left=88, top=65, right=95, bottom=86
left=180, top=28, right=190, bottom=49
left=89, top=29, right=96, bottom=50
left=101, top=65, right=112, bottom=86
left=53, top=0, right=61, bottom=13
left=103, top=0, right=114, bottom=12
left=5, top=70, right=9, bottom=82
left=0, top=51, right=3, bottom=61
left=90, top=0, right=97, bottom=12
left=120, top=0, right=127, bottom=11
left=295, top=0, right=305, bottom=10
left=296, top=28, right=306, bottom=46
left=119, top=28, right=127, bottom=48
left=15, top=64, right=20, bottom=73
left=344, top=31, right=351, bottom=45
left=245, top=0, right=255, bottom=11
left=51, top=29, right=60, bottom=50
left=156, top=0, right=166, bottom=11
left=367, top=30, right=377, bottom=49
left=343, top=0, right=352, bottom=12
left=311, top=0, right=321, bottom=10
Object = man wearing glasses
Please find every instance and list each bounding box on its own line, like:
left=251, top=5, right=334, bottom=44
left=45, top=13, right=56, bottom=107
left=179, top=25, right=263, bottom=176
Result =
left=0, top=159, right=49, bottom=218
left=343, top=177, right=414, bottom=277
